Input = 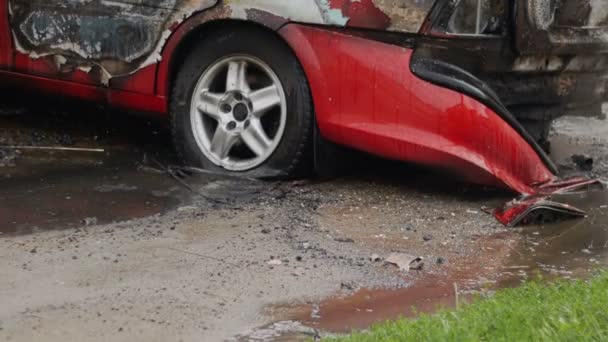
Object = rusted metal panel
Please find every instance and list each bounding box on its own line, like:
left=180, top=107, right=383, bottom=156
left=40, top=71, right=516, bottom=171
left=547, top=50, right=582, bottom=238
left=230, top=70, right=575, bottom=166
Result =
left=8, top=0, right=436, bottom=86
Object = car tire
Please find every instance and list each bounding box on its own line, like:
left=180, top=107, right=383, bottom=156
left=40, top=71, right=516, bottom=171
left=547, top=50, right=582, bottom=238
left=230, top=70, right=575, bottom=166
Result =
left=171, top=27, right=313, bottom=178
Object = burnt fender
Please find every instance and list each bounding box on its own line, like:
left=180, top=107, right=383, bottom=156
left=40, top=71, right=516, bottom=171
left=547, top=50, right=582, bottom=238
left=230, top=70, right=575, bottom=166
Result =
left=279, top=24, right=557, bottom=195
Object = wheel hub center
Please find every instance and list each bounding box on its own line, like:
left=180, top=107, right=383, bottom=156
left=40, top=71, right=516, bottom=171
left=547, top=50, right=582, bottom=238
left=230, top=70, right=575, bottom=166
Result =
left=233, top=103, right=249, bottom=122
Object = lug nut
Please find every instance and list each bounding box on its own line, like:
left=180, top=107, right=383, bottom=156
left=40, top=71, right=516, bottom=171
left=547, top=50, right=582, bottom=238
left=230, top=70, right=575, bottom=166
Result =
left=221, top=104, right=232, bottom=113
left=226, top=121, right=237, bottom=130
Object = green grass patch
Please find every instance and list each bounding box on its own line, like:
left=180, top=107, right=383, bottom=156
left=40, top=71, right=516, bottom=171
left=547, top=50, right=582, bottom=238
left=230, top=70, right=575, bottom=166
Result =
left=331, top=272, right=608, bottom=342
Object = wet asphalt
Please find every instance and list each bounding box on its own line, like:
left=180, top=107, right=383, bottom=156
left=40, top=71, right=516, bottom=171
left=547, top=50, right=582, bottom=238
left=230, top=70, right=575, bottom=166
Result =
left=0, top=93, right=607, bottom=341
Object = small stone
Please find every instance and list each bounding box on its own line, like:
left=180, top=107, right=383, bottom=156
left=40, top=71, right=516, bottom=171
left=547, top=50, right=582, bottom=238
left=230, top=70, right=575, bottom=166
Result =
left=385, top=253, right=424, bottom=272
left=261, top=228, right=271, bottom=234
left=340, top=282, right=355, bottom=290
left=296, top=256, right=303, bottom=262
left=267, top=259, right=282, bottom=266
left=72, top=256, right=78, bottom=260
left=572, top=154, right=593, bottom=171
left=369, top=254, right=382, bottom=262
left=436, top=257, right=445, bottom=264
left=82, top=217, right=98, bottom=226
left=423, top=235, right=433, bottom=241
left=29, top=247, right=37, bottom=254
left=58, top=134, right=75, bottom=146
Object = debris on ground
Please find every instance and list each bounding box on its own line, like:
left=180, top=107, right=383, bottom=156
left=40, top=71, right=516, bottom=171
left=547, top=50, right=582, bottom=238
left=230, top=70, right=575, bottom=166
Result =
left=0, top=148, right=16, bottom=167
left=572, top=154, right=594, bottom=171
left=82, top=217, right=98, bottom=226
left=385, top=253, right=424, bottom=272
left=0, top=106, right=26, bottom=117
left=341, top=281, right=356, bottom=290
left=334, top=237, right=354, bottom=243
left=1, top=145, right=105, bottom=153
left=370, top=254, right=382, bottom=262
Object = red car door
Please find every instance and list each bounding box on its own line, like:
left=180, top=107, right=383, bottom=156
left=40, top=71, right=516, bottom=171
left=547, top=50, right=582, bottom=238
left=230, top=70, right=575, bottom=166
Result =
left=0, top=0, right=12, bottom=69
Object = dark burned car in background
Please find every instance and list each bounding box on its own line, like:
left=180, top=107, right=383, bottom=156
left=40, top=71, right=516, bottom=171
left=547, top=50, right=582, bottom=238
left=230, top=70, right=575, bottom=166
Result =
left=0, top=0, right=606, bottom=225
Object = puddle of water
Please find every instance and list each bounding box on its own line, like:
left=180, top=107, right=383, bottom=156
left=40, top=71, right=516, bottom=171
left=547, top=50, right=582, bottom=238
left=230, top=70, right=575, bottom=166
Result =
left=282, top=190, right=608, bottom=335
left=0, top=149, right=184, bottom=235
left=0, top=95, right=270, bottom=235
left=285, top=232, right=516, bottom=333
left=0, top=147, right=266, bottom=235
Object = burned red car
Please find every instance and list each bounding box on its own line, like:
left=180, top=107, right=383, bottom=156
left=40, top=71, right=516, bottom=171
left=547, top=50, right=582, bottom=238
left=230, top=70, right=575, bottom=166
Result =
left=0, top=0, right=606, bottom=224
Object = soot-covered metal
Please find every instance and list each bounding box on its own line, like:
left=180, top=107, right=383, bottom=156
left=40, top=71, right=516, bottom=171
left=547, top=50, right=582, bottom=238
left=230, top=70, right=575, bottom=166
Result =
left=8, top=0, right=436, bottom=84
left=9, top=0, right=216, bottom=83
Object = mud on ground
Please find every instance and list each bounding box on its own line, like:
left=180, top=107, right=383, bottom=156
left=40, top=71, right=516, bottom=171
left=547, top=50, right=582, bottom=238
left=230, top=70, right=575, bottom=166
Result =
left=0, top=96, right=606, bottom=341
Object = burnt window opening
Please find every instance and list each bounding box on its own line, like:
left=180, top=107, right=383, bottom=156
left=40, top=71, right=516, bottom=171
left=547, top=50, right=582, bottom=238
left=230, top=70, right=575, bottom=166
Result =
left=446, top=0, right=506, bottom=36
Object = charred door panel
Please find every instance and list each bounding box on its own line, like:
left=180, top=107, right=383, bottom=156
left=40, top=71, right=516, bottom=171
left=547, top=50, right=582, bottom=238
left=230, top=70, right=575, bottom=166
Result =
left=8, top=0, right=216, bottom=85
left=516, top=0, right=608, bottom=54
left=0, top=0, right=12, bottom=68
left=8, top=0, right=437, bottom=87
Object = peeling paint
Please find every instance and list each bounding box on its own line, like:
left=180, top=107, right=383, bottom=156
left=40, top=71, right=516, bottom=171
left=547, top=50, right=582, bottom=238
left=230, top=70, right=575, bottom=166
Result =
left=317, top=0, right=349, bottom=26
left=8, top=0, right=435, bottom=84
left=9, top=0, right=217, bottom=82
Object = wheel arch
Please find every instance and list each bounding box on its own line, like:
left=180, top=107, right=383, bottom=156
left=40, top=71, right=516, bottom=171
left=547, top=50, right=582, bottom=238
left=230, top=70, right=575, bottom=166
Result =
left=156, top=8, right=297, bottom=101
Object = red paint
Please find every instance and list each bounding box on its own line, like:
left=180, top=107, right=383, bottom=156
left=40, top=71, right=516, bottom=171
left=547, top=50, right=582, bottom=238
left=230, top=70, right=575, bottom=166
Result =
left=0, top=70, right=166, bottom=114
left=279, top=24, right=555, bottom=194
left=492, top=177, right=601, bottom=226
left=329, top=0, right=391, bottom=29
left=109, top=64, right=158, bottom=94
left=14, top=52, right=102, bottom=86
left=0, top=0, right=13, bottom=68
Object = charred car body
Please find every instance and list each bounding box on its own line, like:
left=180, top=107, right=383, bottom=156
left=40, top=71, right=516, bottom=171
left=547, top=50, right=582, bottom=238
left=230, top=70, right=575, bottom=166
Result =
left=0, top=0, right=606, bottom=224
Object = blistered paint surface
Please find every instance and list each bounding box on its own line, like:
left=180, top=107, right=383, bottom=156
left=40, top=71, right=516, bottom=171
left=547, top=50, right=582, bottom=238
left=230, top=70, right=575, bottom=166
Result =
left=8, top=0, right=436, bottom=84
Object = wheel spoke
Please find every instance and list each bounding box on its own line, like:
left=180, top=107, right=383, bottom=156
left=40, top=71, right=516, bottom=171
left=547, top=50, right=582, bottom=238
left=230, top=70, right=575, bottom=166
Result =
left=209, top=126, right=238, bottom=160
left=241, top=119, right=272, bottom=157
left=197, top=91, right=223, bottom=120
left=250, top=84, right=281, bottom=118
left=226, top=61, right=250, bottom=93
